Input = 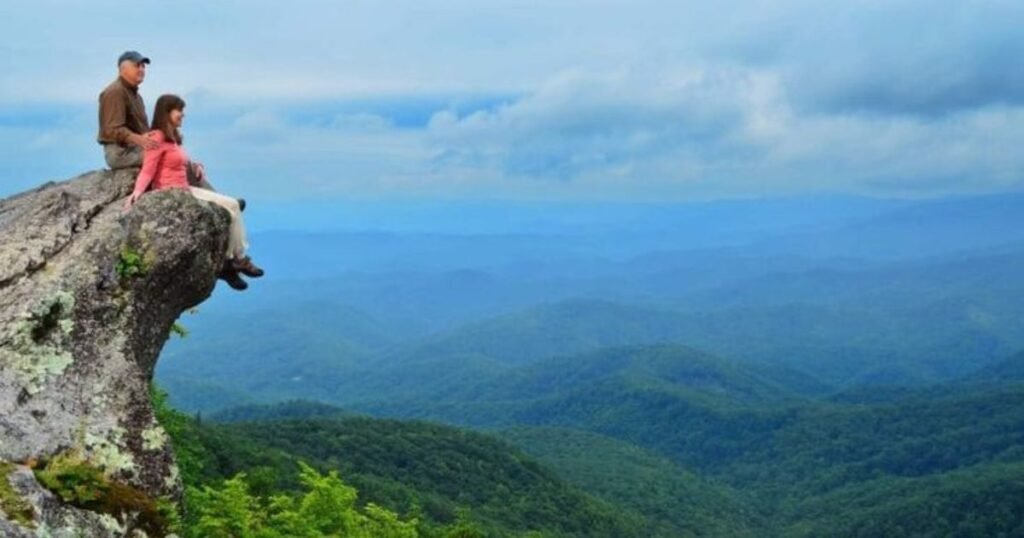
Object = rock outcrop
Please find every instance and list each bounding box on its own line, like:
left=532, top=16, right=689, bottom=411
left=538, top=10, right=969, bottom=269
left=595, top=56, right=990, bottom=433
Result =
left=0, top=170, right=230, bottom=536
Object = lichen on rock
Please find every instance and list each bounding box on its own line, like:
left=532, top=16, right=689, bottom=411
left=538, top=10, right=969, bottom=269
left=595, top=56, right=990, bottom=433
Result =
left=4, top=291, right=76, bottom=396
left=85, top=427, right=136, bottom=475
left=141, top=426, right=169, bottom=452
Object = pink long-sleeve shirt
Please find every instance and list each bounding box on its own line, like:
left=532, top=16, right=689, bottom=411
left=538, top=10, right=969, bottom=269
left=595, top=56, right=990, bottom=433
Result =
left=132, top=130, right=190, bottom=195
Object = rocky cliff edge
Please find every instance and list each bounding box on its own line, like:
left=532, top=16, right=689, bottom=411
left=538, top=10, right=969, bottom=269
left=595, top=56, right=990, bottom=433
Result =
left=0, top=169, right=230, bottom=536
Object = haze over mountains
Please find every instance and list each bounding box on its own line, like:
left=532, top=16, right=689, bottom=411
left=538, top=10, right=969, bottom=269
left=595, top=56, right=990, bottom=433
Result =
left=159, top=192, right=1024, bottom=403
left=156, top=192, right=1024, bottom=536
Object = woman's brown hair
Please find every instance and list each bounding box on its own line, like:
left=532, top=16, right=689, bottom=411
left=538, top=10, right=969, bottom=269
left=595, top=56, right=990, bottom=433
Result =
left=151, top=94, right=185, bottom=144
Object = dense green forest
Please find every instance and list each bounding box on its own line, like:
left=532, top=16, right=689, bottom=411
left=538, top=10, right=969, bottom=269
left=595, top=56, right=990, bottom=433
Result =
left=496, top=427, right=760, bottom=537
left=156, top=391, right=644, bottom=537
left=152, top=196, right=1024, bottom=536
left=157, top=367, right=1024, bottom=536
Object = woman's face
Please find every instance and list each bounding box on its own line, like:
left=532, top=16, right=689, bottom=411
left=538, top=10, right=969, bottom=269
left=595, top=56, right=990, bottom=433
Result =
left=170, top=107, right=185, bottom=128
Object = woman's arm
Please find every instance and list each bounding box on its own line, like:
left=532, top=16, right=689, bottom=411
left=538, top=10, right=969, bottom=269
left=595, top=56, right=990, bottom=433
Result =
left=125, top=133, right=165, bottom=208
left=188, top=160, right=215, bottom=190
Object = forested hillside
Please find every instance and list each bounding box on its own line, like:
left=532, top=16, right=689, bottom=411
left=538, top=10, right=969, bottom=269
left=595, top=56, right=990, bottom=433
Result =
left=154, top=194, right=1024, bottom=536
left=159, top=366, right=1024, bottom=537
left=159, top=394, right=645, bottom=537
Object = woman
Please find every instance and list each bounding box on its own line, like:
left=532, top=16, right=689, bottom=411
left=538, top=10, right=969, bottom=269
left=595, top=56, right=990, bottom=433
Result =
left=125, top=94, right=263, bottom=290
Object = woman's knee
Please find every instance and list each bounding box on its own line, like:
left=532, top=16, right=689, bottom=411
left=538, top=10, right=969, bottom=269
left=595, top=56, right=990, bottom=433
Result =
left=221, top=197, right=240, bottom=215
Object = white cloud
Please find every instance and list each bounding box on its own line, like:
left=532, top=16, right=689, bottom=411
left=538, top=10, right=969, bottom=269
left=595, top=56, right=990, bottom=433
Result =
left=425, top=66, right=762, bottom=178
left=1, top=1, right=1022, bottom=201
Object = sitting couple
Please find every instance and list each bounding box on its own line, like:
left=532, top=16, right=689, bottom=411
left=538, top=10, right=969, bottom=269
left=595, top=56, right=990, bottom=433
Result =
left=99, top=50, right=262, bottom=291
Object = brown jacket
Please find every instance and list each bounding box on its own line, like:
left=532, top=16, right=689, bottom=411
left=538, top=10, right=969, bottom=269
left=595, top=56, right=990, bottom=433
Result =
left=97, top=77, right=148, bottom=145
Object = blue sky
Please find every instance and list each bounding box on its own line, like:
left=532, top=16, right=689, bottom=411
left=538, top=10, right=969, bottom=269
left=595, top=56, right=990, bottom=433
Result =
left=1, top=0, right=1022, bottom=204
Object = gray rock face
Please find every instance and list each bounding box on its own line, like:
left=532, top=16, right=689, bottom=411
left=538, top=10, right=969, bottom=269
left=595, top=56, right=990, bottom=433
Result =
left=0, top=169, right=229, bottom=536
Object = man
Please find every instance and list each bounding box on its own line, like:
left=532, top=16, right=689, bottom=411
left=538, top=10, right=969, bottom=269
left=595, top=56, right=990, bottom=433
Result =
left=98, top=51, right=157, bottom=168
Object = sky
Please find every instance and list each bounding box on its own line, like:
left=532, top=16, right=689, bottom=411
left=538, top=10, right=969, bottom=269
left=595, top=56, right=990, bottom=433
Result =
left=1, top=0, right=1022, bottom=206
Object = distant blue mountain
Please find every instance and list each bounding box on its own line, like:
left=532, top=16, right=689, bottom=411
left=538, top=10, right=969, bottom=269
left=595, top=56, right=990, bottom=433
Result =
left=966, top=349, right=1024, bottom=382
left=158, top=191, right=1024, bottom=414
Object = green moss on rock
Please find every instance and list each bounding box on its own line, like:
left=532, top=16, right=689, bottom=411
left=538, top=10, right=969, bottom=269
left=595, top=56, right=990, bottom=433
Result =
left=0, top=462, right=35, bottom=529
left=33, top=450, right=168, bottom=536
left=115, top=246, right=147, bottom=280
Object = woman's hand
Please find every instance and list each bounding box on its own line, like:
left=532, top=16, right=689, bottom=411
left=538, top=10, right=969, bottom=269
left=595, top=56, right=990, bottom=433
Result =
left=123, top=191, right=143, bottom=210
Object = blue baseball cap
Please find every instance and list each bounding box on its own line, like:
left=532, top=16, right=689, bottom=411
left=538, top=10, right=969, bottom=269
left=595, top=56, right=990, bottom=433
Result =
left=117, top=51, right=150, bottom=65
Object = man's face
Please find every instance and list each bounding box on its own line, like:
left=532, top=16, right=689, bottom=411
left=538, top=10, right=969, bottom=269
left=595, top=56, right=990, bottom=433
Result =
left=119, top=61, right=147, bottom=86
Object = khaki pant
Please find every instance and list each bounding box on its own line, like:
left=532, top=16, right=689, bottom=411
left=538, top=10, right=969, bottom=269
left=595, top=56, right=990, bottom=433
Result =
left=189, top=187, right=249, bottom=259
left=103, top=143, right=143, bottom=169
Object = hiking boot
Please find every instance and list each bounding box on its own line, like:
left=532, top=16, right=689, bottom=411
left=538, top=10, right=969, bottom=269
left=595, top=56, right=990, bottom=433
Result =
left=232, top=256, right=264, bottom=278
left=218, top=267, right=248, bottom=291
left=238, top=198, right=246, bottom=212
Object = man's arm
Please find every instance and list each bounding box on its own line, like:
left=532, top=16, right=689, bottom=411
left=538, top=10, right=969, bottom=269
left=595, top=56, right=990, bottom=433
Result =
left=98, top=90, right=132, bottom=144
left=98, top=90, right=157, bottom=149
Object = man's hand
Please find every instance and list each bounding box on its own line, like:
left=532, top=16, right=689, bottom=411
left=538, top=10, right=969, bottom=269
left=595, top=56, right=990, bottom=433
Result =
left=130, top=132, right=159, bottom=150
